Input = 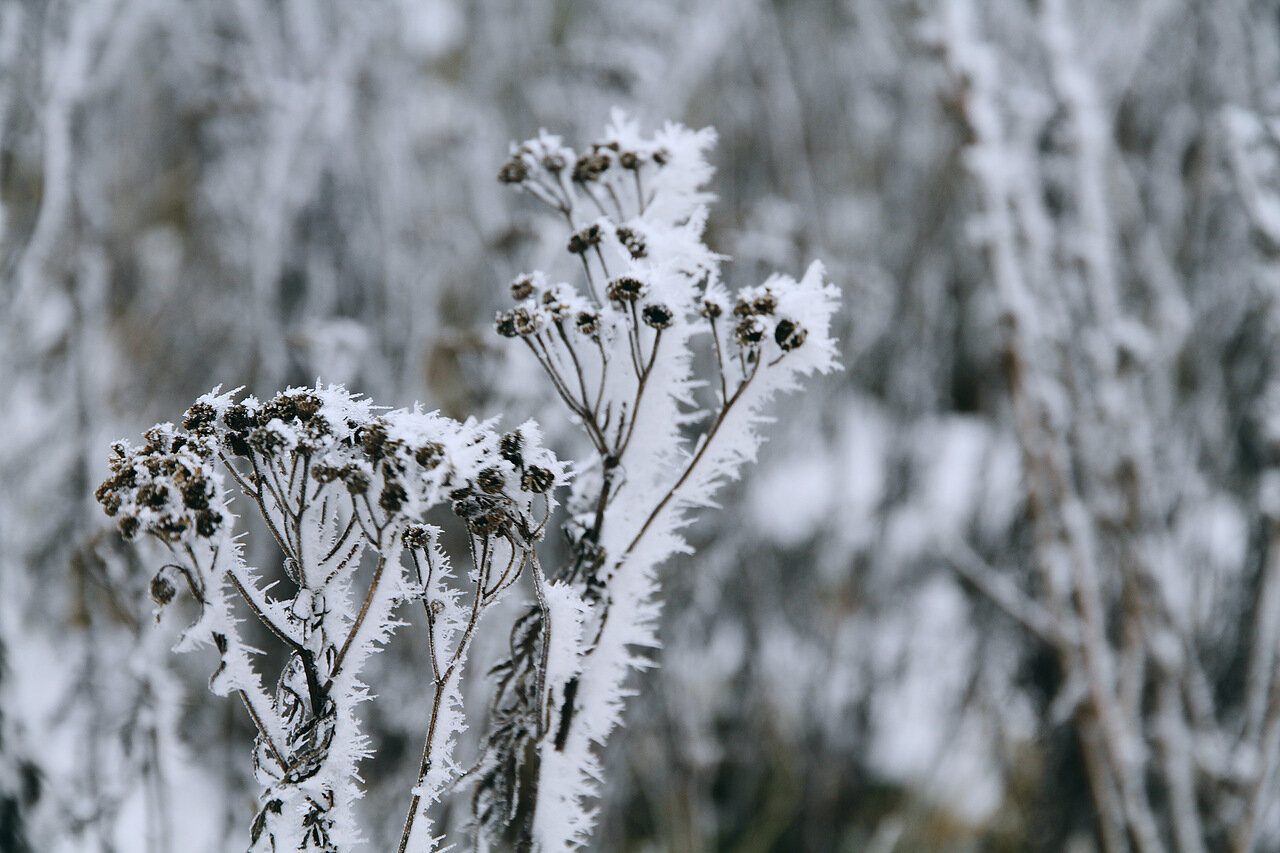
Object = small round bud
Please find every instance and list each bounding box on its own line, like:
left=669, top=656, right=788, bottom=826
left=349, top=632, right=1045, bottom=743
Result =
left=774, top=318, right=808, bottom=351
left=701, top=298, right=723, bottom=319
left=150, top=574, right=177, bottom=606
left=477, top=467, right=506, bottom=494
left=498, top=158, right=529, bottom=184
left=496, top=311, right=519, bottom=338
left=619, top=151, right=641, bottom=170
left=499, top=432, right=523, bottom=467
left=522, top=466, right=555, bottom=494
left=542, top=153, right=566, bottom=172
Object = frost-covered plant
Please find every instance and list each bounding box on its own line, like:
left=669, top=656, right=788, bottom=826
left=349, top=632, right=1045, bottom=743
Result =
left=96, top=115, right=838, bottom=850
left=95, top=387, right=565, bottom=850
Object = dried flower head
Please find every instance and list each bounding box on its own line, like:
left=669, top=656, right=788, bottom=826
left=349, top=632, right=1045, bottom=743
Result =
left=521, top=465, right=555, bottom=494
left=607, top=277, right=644, bottom=303
left=499, top=432, right=523, bottom=467
left=615, top=225, right=647, bottom=259
left=510, top=275, right=536, bottom=300
left=150, top=573, right=177, bottom=606
left=734, top=316, right=766, bottom=346
left=497, top=157, right=529, bottom=184
left=478, top=467, right=507, bottom=494
left=575, top=311, right=600, bottom=337
left=573, top=151, right=610, bottom=183
left=641, top=303, right=674, bottom=330
left=403, top=524, right=432, bottom=549
left=567, top=224, right=602, bottom=255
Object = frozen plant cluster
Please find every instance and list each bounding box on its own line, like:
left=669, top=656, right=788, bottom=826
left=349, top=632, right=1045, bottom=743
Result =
left=95, top=116, right=839, bottom=850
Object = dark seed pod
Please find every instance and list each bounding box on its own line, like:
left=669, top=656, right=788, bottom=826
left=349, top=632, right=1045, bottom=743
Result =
left=542, top=153, right=566, bottom=172
left=498, top=158, right=529, bottom=184
left=150, top=574, right=177, bottom=606
left=340, top=465, right=370, bottom=494
left=223, top=403, right=258, bottom=434
left=183, top=402, right=217, bottom=434
left=403, top=524, right=432, bottom=549
left=522, top=466, right=554, bottom=493
left=415, top=442, right=444, bottom=469
left=575, top=311, right=600, bottom=337
left=510, top=275, right=536, bottom=300
left=139, top=483, right=170, bottom=510
left=225, top=432, right=252, bottom=458
left=735, top=317, right=765, bottom=346
left=98, top=489, right=122, bottom=517
left=181, top=475, right=210, bottom=510
left=293, top=393, right=321, bottom=422
left=642, top=303, right=674, bottom=330
left=499, top=432, right=523, bottom=467
left=701, top=298, right=724, bottom=319
left=153, top=516, right=188, bottom=542
left=511, top=307, right=539, bottom=336
left=380, top=482, right=408, bottom=514
left=752, top=292, right=778, bottom=315
left=572, top=151, right=610, bottom=183
left=361, top=422, right=388, bottom=461
left=118, top=516, right=141, bottom=541
left=619, top=151, right=641, bottom=170
left=195, top=510, right=222, bottom=538
left=496, top=312, right=519, bottom=338
left=615, top=225, right=647, bottom=259
left=606, top=277, right=644, bottom=303
left=774, top=318, right=807, bottom=351
left=478, top=467, right=506, bottom=494
left=567, top=224, right=602, bottom=255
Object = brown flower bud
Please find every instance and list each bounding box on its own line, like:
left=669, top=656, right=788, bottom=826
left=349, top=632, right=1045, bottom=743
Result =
left=150, top=573, right=177, bottom=606
left=498, top=158, right=529, bottom=184
left=607, top=277, right=644, bottom=303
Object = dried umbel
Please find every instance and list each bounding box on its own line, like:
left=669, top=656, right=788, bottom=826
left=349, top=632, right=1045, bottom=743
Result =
left=97, top=385, right=563, bottom=852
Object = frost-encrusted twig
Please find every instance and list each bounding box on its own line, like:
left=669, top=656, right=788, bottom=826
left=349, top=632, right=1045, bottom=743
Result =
left=482, top=113, right=839, bottom=850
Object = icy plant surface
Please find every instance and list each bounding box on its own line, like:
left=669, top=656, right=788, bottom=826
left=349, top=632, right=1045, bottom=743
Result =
left=95, top=116, right=838, bottom=850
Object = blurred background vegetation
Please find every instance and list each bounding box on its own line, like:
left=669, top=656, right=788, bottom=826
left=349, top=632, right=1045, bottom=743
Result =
left=4, top=0, right=1280, bottom=850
